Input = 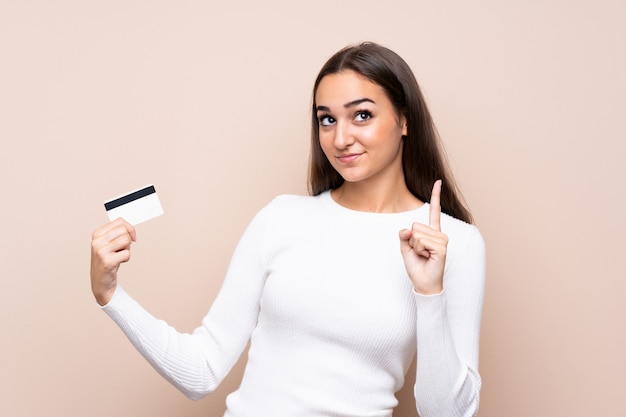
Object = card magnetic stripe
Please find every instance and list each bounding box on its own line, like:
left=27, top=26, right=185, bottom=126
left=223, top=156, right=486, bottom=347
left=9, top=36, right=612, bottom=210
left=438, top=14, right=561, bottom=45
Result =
left=104, top=185, right=157, bottom=211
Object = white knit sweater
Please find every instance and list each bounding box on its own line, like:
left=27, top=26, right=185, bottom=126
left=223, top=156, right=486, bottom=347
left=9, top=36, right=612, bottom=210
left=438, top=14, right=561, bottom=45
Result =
left=102, top=191, right=486, bottom=417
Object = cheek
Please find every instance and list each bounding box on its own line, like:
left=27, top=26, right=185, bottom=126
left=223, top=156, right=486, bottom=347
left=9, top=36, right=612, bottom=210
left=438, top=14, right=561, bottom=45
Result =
left=357, top=125, right=390, bottom=149
left=357, top=127, right=377, bottom=144
left=366, top=127, right=404, bottom=157
left=318, top=132, right=334, bottom=157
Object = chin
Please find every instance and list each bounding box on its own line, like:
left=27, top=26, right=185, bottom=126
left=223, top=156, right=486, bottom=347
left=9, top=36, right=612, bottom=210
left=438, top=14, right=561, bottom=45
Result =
left=338, top=174, right=370, bottom=184
left=332, top=167, right=368, bottom=183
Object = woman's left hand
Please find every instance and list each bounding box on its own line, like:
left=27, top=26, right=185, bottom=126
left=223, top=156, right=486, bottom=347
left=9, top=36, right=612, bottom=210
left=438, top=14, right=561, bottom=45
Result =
left=399, top=180, right=448, bottom=295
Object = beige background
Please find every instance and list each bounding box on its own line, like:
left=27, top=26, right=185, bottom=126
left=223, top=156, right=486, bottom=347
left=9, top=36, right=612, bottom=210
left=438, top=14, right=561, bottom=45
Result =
left=1, top=1, right=624, bottom=416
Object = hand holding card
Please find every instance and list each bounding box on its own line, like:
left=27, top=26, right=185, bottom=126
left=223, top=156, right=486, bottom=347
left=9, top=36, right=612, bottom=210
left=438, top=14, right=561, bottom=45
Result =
left=92, top=183, right=163, bottom=305
left=104, top=185, right=164, bottom=225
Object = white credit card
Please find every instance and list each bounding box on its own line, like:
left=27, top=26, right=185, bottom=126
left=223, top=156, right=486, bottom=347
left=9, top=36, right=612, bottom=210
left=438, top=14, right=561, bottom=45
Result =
left=104, top=185, right=164, bottom=225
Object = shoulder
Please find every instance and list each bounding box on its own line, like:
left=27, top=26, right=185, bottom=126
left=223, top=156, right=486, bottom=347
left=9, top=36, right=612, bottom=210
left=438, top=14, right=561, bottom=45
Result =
left=253, top=193, right=324, bottom=225
left=269, top=193, right=319, bottom=206
left=440, top=211, right=482, bottom=239
left=439, top=211, right=485, bottom=257
left=262, top=193, right=322, bottom=214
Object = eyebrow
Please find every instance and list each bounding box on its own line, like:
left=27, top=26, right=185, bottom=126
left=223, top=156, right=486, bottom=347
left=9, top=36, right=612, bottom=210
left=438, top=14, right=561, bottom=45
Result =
left=316, top=98, right=376, bottom=112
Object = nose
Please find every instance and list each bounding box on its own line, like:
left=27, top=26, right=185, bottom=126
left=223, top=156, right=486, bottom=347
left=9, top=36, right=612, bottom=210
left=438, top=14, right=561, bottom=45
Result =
left=333, top=121, right=354, bottom=149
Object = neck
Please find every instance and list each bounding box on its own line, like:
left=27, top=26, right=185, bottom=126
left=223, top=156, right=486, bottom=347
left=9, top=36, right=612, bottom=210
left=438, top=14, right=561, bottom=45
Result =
left=331, top=179, right=423, bottom=213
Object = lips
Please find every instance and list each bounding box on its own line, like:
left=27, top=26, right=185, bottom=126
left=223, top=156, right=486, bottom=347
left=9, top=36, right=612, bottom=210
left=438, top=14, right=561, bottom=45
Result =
left=336, top=153, right=363, bottom=164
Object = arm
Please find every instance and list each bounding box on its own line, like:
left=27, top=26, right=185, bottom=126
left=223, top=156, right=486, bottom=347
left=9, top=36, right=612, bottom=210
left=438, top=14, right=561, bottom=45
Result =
left=399, top=181, right=486, bottom=416
left=413, top=227, right=485, bottom=417
left=91, top=207, right=271, bottom=400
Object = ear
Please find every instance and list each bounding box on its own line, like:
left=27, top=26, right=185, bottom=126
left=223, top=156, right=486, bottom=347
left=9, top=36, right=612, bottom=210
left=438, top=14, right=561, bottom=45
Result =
left=400, top=115, right=408, bottom=136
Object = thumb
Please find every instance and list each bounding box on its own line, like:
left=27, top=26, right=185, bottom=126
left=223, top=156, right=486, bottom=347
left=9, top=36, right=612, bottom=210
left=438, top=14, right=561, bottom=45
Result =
left=398, top=229, right=412, bottom=251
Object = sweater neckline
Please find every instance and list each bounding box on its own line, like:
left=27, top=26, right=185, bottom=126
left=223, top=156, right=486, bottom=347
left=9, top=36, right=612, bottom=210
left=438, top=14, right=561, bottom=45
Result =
left=319, top=190, right=429, bottom=219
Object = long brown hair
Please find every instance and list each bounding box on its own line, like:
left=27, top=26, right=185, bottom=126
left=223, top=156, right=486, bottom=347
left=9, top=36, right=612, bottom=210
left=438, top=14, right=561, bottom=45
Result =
left=308, top=42, right=473, bottom=224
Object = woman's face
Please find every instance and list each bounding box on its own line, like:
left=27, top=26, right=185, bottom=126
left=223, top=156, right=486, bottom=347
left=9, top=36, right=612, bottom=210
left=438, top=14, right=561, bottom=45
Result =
left=315, top=70, right=407, bottom=187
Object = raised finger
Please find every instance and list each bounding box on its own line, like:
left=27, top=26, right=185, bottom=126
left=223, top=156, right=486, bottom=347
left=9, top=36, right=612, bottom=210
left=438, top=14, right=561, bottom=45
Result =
left=429, top=180, right=442, bottom=231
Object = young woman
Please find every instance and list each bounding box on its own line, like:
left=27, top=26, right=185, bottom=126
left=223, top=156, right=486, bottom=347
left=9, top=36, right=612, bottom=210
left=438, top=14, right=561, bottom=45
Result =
left=91, top=42, right=486, bottom=417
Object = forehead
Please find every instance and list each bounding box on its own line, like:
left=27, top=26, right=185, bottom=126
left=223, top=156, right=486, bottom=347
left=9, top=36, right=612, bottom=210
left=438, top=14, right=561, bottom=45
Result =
left=315, top=70, right=387, bottom=105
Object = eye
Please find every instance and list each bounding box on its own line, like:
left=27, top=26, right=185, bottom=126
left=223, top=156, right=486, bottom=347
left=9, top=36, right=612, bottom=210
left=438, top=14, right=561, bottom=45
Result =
left=318, top=114, right=336, bottom=126
left=355, top=110, right=372, bottom=122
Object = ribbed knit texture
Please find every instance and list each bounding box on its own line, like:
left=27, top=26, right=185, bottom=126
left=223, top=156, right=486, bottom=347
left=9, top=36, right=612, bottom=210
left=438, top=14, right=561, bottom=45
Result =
left=102, top=191, right=485, bottom=417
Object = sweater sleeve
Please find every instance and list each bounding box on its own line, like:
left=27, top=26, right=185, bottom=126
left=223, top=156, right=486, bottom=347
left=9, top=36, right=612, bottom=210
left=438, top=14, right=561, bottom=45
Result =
left=100, top=203, right=272, bottom=400
left=413, top=225, right=486, bottom=417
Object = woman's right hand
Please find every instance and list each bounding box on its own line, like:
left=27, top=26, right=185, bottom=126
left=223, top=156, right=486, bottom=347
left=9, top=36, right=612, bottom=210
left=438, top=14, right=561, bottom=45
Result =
left=90, top=218, right=136, bottom=306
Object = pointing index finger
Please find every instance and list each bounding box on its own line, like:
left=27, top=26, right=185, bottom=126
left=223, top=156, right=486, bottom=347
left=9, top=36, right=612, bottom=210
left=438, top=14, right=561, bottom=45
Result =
left=429, top=180, right=442, bottom=231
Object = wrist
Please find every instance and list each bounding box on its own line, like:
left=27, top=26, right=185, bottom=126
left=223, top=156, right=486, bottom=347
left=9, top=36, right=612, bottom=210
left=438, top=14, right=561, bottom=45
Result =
left=92, top=282, right=116, bottom=306
left=412, top=283, right=443, bottom=296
